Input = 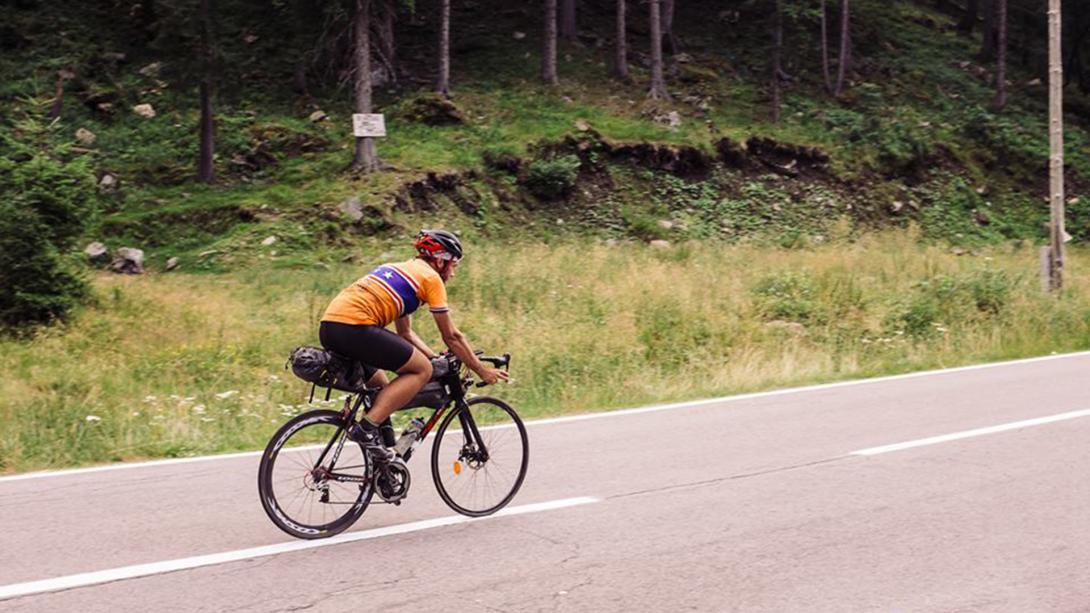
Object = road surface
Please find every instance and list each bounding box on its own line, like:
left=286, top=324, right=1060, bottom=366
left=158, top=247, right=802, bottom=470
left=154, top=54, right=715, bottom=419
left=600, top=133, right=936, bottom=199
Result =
left=1, top=353, right=1088, bottom=612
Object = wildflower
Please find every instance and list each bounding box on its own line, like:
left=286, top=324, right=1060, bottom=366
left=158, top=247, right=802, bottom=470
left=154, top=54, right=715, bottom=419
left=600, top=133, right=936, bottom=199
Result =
left=85, top=415, right=102, bottom=422
left=215, top=390, right=239, bottom=400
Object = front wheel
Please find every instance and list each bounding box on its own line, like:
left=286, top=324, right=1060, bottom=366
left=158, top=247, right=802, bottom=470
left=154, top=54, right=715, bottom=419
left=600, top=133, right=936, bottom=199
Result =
left=431, top=397, right=529, bottom=517
left=258, top=410, right=374, bottom=539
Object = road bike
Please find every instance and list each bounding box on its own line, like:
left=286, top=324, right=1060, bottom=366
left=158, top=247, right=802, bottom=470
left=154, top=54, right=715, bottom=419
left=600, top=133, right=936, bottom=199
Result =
left=258, top=351, right=528, bottom=540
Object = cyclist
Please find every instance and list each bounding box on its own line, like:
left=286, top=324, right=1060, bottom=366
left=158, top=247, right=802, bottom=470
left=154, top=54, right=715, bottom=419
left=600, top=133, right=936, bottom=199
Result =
left=319, top=229, right=508, bottom=453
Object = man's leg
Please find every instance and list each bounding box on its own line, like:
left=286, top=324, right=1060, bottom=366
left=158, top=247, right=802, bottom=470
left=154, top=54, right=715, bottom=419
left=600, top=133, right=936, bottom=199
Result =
left=364, top=349, right=432, bottom=425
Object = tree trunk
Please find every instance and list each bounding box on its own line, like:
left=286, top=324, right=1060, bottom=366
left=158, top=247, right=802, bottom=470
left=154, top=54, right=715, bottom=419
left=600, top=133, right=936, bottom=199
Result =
left=648, top=0, right=668, bottom=99
left=993, top=0, right=1007, bottom=110
left=820, top=0, right=832, bottom=94
left=197, top=0, right=215, bottom=183
left=771, top=0, right=783, bottom=122
left=957, top=0, right=978, bottom=34
left=543, top=0, right=559, bottom=85
left=352, top=0, right=378, bottom=173
left=613, top=0, right=629, bottom=80
left=437, top=0, right=451, bottom=96
left=980, top=0, right=996, bottom=62
left=560, top=0, right=576, bottom=42
left=662, top=0, right=678, bottom=55
left=374, top=0, right=397, bottom=86
left=47, top=70, right=72, bottom=120
left=833, top=0, right=850, bottom=98
left=1047, top=0, right=1064, bottom=291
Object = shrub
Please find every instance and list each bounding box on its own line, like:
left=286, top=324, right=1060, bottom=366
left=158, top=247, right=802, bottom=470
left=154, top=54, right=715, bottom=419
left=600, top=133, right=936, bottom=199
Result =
left=523, top=155, right=580, bottom=200
left=0, top=150, right=96, bottom=329
left=752, top=272, right=819, bottom=323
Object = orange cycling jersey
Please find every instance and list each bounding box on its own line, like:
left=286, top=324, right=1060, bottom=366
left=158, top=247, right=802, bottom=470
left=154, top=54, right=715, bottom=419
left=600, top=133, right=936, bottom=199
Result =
left=322, top=258, right=449, bottom=327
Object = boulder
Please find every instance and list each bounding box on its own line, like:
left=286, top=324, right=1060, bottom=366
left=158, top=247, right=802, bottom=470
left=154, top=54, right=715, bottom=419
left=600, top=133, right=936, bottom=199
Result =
left=165, top=257, right=179, bottom=271
left=84, top=242, right=109, bottom=264
left=308, top=110, right=328, bottom=123
left=657, top=220, right=675, bottom=230
left=340, top=196, right=365, bottom=222
left=261, top=235, right=278, bottom=246
left=75, top=128, right=96, bottom=146
left=649, top=240, right=671, bottom=249
left=512, top=31, right=526, bottom=40
left=132, top=103, right=156, bottom=118
left=138, top=62, right=162, bottom=77
left=98, top=173, right=119, bottom=192
left=110, top=248, right=145, bottom=274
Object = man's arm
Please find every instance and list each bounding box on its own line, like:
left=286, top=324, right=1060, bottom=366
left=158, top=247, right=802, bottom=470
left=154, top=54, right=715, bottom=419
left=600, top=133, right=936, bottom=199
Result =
left=431, top=311, right=508, bottom=385
left=395, top=316, right=437, bottom=358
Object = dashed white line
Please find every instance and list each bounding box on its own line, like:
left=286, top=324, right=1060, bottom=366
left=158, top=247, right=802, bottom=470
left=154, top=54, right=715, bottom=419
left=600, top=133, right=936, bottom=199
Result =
left=851, top=408, right=1090, bottom=456
left=0, top=496, right=600, bottom=601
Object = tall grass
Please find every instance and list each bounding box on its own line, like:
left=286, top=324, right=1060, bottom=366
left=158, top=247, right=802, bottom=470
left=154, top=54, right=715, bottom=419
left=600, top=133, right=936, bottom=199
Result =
left=3, top=234, right=1089, bottom=472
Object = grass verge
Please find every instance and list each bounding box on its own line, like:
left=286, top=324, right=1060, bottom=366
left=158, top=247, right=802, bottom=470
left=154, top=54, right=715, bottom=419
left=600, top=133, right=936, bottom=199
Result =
left=2, top=233, right=1089, bottom=473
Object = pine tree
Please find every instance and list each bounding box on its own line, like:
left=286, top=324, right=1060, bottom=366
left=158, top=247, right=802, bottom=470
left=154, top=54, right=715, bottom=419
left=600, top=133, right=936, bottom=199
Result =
left=648, top=0, right=668, bottom=99
left=543, top=0, right=559, bottom=85
left=613, top=0, right=629, bottom=80
left=437, top=0, right=451, bottom=96
left=352, top=0, right=378, bottom=172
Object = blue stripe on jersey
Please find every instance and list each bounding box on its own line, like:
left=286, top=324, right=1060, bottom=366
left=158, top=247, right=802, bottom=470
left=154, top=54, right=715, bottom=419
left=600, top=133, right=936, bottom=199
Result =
left=370, top=265, right=421, bottom=316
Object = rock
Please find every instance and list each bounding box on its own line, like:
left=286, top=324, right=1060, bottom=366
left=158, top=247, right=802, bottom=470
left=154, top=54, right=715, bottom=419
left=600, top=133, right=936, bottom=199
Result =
left=340, top=196, right=364, bottom=221
left=1067, top=197, right=1080, bottom=205
left=574, top=119, right=591, bottom=132
left=98, top=173, right=119, bottom=192
left=556, top=218, right=565, bottom=225
left=561, top=96, right=575, bottom=104
left=513, top=31, right=526, bottom=40
left=102, top=51, right=127, bottom=63
left=132, top=103, right=156, bottom=118
left=243, top=33, right=259, bottom=44
left=678, top=64, right=720, bottom=83
left=975, top=186, right=988, bottom=195
left=75, top=128, right=96, bottom=146
left=654, top=111, right=682, bottom=129
left=110, top=247, right=145, bottom=274
left=308, top=110, right=328, bottom=122
left=605, top=239, right=619, bottom=247
left=396, top=94, right=465, bottom=126
left=674, top=52, right=694, bottom=64
left=1027, top=78, right=1042, bottom=86
left=890, top=200, right=904, bottom=214
left=261, top=235, right=278, bottom=246
left=165, top=257, right=179, bottom=271
left=951, top=247, right=967, bottom=256
left=84, top=242, right=109, bottom=264
left=138, top=62, right=162, bottom=77
left=657, top=220, right=675, bottom=230
left=649, top=240, right=671, bottom=249
left=974, top=209, right=990, bottom=226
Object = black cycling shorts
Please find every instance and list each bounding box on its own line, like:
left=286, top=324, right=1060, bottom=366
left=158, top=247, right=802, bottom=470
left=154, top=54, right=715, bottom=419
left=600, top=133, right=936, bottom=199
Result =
left=319, top=321, right=415, bottom=378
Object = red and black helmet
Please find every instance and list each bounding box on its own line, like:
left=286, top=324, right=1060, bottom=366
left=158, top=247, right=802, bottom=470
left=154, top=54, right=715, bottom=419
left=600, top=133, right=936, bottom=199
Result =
left=414, top=229, right=463, bottom=261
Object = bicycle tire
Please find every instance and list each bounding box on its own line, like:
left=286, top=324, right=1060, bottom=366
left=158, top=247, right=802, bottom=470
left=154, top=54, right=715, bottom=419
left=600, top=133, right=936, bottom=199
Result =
left=430, top=396, right=529, bottom=517
left=258, top=410, right=374, bottom=539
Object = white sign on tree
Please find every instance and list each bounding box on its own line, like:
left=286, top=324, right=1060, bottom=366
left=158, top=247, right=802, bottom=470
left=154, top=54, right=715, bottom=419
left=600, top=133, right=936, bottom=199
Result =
left=352, top=114, right=386, bottom=138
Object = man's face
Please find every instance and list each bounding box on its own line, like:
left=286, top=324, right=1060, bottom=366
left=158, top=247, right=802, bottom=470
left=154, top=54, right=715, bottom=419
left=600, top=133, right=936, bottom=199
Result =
left=440, top=258, right=460, bottom=282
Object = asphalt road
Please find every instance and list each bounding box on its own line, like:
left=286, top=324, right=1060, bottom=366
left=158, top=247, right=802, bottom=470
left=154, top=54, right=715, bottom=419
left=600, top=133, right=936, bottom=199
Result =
left=1, top=353, right=1088, bottom=612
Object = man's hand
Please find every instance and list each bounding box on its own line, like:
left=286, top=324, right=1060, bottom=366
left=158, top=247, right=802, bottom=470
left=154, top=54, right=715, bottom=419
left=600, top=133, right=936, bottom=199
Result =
left=477, top=366, right=509, bottom=385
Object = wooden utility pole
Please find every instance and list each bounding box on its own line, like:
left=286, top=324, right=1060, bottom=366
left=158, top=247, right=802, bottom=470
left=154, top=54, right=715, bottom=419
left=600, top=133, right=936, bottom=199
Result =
left=1047, top=0, right=1065, bottom=291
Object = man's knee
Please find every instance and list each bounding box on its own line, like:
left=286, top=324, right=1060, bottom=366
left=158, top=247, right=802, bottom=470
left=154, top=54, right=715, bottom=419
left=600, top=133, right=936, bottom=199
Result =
left=399, top=350, right=433, bottom=379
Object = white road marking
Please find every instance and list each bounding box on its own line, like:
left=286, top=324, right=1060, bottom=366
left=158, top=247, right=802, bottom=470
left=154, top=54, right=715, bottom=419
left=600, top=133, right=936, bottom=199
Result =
left=0, top=496, right=599, bottom=601
left=2, top=350, right=1088, bottom=484
left=851, top=408, right=1090, bottom=456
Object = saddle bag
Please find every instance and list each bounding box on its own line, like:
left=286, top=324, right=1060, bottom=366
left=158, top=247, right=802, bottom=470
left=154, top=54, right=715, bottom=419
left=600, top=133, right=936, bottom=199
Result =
left=287, top=346, right=369, bottom=393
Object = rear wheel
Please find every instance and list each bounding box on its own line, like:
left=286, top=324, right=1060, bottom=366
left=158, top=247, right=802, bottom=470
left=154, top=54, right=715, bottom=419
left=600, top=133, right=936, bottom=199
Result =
left=431, top=397, right=528, bottom=517
left=258, top=410, right=374, bottom=539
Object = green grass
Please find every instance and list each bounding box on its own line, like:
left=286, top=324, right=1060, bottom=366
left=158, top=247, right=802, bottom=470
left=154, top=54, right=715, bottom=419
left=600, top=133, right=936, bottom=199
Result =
left=3, top=234, right=1090, bottom=473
